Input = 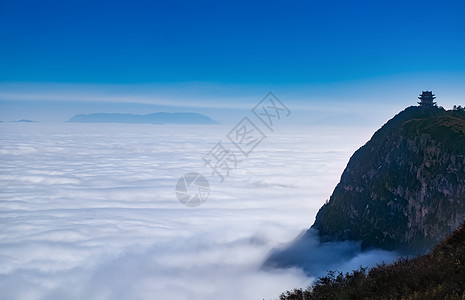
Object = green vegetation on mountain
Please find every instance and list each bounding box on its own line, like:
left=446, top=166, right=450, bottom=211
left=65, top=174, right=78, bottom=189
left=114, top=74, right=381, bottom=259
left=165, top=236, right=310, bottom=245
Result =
left=280, top=220, right=465, bottom=300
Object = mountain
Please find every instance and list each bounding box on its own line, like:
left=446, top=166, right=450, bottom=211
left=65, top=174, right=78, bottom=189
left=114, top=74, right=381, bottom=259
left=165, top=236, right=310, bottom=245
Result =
left=12, top=119, right=37, bottom=123
left=280, top=220, right=465, bottom=300
left=67, top=112, right=218, bottom=124
left=312, top=106, right=465, bottom=253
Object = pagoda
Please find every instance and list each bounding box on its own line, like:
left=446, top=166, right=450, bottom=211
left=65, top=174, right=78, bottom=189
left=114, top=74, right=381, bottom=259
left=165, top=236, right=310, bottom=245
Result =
left=418, top=91, right=436, bottom=107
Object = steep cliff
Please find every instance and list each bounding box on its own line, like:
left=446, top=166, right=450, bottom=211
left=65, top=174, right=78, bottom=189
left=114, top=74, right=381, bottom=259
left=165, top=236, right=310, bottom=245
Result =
left=312, top=106, right=465, bottom=253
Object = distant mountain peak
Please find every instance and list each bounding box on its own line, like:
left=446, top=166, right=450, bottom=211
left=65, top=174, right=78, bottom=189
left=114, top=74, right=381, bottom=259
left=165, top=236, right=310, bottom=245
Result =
left=67, top=112, right=218, bottom=124
left=12, top=119, right=37, bottom=123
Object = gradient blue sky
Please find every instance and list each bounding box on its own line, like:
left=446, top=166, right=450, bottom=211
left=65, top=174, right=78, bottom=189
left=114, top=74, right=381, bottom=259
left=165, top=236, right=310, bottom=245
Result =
left=0, top=0, right=464, bottom=122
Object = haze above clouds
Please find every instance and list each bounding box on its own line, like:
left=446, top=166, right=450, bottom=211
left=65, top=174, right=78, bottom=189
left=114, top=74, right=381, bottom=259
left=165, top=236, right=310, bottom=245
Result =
left=0, top=122, right=397, bottom=300
left=1, top=75, right=465, bottom=125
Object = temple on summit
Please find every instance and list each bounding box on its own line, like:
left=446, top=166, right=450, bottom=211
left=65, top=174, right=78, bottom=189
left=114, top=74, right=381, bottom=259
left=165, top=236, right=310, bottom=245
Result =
left=418, top=91, right=436, bottom=107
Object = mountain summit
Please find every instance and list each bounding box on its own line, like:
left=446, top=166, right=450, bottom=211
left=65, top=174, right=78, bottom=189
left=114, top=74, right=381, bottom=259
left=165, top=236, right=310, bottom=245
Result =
left=312, top=104, right=465, bottom=253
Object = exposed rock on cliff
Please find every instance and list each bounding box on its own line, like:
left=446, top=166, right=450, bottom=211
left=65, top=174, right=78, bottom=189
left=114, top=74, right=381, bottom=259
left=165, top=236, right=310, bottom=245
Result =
left=312, top=106, right=465, bottom=253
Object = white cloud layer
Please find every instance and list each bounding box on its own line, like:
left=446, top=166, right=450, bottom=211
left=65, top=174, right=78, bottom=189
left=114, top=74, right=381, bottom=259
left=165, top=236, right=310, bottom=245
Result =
left=0, top=122, right=392, bottom=299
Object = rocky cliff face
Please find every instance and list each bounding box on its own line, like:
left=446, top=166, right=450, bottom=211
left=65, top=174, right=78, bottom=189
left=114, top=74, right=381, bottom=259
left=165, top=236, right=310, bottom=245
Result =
left=312, top=106, right=465, bottom=253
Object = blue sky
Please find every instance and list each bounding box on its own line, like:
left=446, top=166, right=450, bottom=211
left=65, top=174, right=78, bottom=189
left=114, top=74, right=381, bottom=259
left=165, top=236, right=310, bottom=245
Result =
left=0, top=0, right=464, bottom=122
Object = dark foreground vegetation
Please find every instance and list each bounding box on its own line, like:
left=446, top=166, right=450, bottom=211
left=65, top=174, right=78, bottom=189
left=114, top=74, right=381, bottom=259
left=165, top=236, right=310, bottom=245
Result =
left=280, top=221, right=465, bottom=300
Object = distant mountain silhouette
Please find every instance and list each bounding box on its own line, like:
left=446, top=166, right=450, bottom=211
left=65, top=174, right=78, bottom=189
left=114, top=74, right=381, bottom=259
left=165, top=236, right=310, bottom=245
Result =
left=12, top=119, right=37, bottom=123
left=67, top=112, right=218, bottom=124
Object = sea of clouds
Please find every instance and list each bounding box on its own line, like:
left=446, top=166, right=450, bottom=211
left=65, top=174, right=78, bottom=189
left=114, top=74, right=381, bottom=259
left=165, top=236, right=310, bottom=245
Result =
left=0, top=122, right=398, bottom=300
